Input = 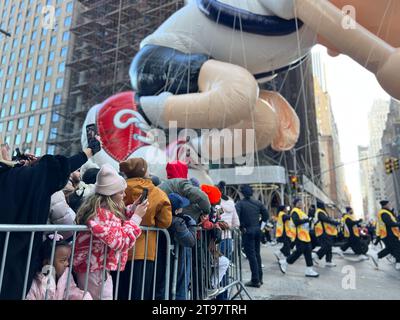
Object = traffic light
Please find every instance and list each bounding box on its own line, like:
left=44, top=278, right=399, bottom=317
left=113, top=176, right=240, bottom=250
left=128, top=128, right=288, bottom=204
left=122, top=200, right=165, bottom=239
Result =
left=394, top=158, right=400, bottom=171
left=385, top=158, right=394, bottom=174
left=290, top=175, right=298, bottom=190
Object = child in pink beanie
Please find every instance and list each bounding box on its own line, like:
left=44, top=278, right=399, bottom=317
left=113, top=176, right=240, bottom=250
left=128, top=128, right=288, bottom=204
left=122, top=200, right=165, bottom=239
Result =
left=74, top=164, right=148, bottom=300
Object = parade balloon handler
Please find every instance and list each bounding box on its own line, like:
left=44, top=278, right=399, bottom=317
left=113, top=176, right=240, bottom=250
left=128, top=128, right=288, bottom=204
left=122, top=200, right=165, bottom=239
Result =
left=339, top=207, right=370, bottom=261
left=312, top=201, right=341, bottom=267
left=0, top=135, right=101, bottom=300
left=369, top=201, right=400, bottom=270
left=26, top=234, right=92, bottom=300
left=274, top=205, right=293, bottom=260
left=278, top=198, right=319, bottom=278
left=82, top=1, right=400, bottom=183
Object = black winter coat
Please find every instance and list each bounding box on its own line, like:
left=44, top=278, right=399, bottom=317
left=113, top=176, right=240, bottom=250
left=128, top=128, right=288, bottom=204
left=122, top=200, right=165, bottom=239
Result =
left=0, top=152, right=88, bottom=300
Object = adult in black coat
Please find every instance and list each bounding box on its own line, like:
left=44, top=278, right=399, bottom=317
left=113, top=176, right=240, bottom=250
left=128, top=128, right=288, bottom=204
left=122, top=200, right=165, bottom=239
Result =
left=235, top=185, right=268, bottom=288
left=0, top=138, right=100, bottom=299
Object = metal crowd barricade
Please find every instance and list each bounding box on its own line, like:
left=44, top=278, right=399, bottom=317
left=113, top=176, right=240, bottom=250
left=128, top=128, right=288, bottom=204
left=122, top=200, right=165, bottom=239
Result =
left=0, top=224, right=172, bottom=300
left=169, top=227, right=252, bottom=300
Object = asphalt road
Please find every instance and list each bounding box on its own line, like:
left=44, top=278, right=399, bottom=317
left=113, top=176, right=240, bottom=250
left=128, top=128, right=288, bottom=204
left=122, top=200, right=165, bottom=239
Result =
left=240, top=242, right=400, bottom=300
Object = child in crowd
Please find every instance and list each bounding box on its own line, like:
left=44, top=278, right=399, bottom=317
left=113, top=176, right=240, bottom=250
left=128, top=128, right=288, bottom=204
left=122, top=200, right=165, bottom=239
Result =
left=26, top=234, right=92, bottom=300
left=73, top=164, right=148, bottom=300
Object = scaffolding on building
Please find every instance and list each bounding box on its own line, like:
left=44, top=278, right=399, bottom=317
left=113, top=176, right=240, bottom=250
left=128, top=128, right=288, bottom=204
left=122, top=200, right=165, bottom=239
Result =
left=52, top=0, right=184, bottom=154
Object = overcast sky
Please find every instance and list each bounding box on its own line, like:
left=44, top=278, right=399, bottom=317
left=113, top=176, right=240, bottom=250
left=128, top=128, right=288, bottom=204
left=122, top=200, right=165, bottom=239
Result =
left=312, top=45, right=390, bottom=218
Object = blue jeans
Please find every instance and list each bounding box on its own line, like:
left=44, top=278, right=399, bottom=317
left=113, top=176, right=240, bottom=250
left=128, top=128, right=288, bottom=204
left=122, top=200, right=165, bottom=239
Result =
left=175, top=247, right=192, bottom=300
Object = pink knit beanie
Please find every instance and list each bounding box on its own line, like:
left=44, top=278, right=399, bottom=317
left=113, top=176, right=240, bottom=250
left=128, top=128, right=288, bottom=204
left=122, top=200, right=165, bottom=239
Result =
left=95, top=164, right=127, bottom=196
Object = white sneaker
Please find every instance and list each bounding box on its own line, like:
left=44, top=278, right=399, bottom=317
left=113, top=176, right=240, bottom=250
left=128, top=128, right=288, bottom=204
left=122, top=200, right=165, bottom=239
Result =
left=273, top=250, right=284, bottom=261
left=395, top=263, right=400, bottom=271
left=325, top=262, right=337, bottom=267
left=305, top=267, right=319, bottom=278
left=312, top=252, right=320, bottom=265
left=369, top=252, right=379, bottom=268
left=278, top=259, right=287, bottom=274
left=360, top=254, right=369, bottom=261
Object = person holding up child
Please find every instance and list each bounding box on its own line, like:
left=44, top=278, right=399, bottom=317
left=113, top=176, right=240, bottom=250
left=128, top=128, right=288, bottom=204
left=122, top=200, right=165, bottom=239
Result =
left=73, top=164, right=148, bottom=300
left=26, top=234, right=92, bottom=300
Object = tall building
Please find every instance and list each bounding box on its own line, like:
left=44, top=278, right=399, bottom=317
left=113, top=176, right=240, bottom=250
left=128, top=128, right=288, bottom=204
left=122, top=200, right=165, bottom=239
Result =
left=54, top=0, right=185, bottom=155
left=367, top=99, right=390, bottom=214
left=312, top=50, right=348, bottom=210
left=381, top=99, right=400, bottom=210
left=358, top=145, right=371, bottom=218
left=0, top=0, right=75, bottom=156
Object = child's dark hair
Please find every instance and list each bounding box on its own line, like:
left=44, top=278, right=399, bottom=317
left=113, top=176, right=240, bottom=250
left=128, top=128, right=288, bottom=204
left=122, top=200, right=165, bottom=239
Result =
left=36, top=235, right=70, bottom=273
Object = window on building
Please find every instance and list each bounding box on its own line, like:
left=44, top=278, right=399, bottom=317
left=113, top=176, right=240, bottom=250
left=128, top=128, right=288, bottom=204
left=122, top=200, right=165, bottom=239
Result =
left=60, top=47, right=68, bottom=57
left=23, top=88, right=29, bottom=98
left=64, top=16, right=72, bottom=27
left=35, top=147, right=41, bottom=156
left=38, top=55, right=44, bottom=65
left=31, top=100, right=38, bottom=111
left=28, top=116, right=35, bottom=127
left=26, top=132, right=32, bottom=143
left=47, top=145, right=55, bottom=155
left=18, top=118, right=24, bottom=129
left=29, top=44, right=35, bottom=55
left=33, top=17, right=39, bottom=27
left=27, top=59, right=33, bottom=68
left=37, top=130, right=44, bottom=142
left=3, top=94, right=9, bottom=104
left=49, top=127, right=58, bottom=140
left=5, top=136, right=11, bottom=145
left=54, top=94, right=62, bottom=105
left=15, top=134, right=21, bottom=146
left=58, top=62, right=65, bottom=73
left=67, top=2, right=73, bottom=13
left=33, top=85, right=39, bottom=95
left=56, top=78, right=63, bottom=89
left=42, top=97, right=49, bottom=108
left=0, top=108, right=5, bottom=118
left=51, top=36, right=57, bottom=46
left=20, top=103, right=27, bottom=113
left=8, top=66, right=13, bottom=75
left=5, top=80, right=11, bottom=89
left=62, top=32, right=69, bottom=42
left=40, top=40, right=46, bottom=50
left=51, top=112, right=59, bottom=123
left=12, top=91, right=18, bottom=101
left=39, top=114, right=46, bottom=125
left=25, top=73, right=31, bottom=83
left=17, top=63, right=23, bottom=72
left=35, top=70, right=41, bottom=80
left=31, top=31, right=37, bottom=40
left=0, top=122, right=3, bottom=133
left=9, top=105, right=16, bottom=115
left=46, top=66, right=52, bottom=77
left=44, top=82, right=51, bottom=92
left=20, top=48, right=25, bottom=58
left=49, top=51, right=55, bottom=61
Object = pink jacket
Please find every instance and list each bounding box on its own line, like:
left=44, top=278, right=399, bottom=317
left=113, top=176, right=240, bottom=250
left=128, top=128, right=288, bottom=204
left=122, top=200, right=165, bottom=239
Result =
left=73, top=205, right=142, bottom=273
left=26, top=267, right=92, bottom=300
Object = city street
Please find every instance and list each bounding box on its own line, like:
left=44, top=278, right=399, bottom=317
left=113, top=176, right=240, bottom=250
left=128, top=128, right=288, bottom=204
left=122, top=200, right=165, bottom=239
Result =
left=241, top=244, right=400, bottom=300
